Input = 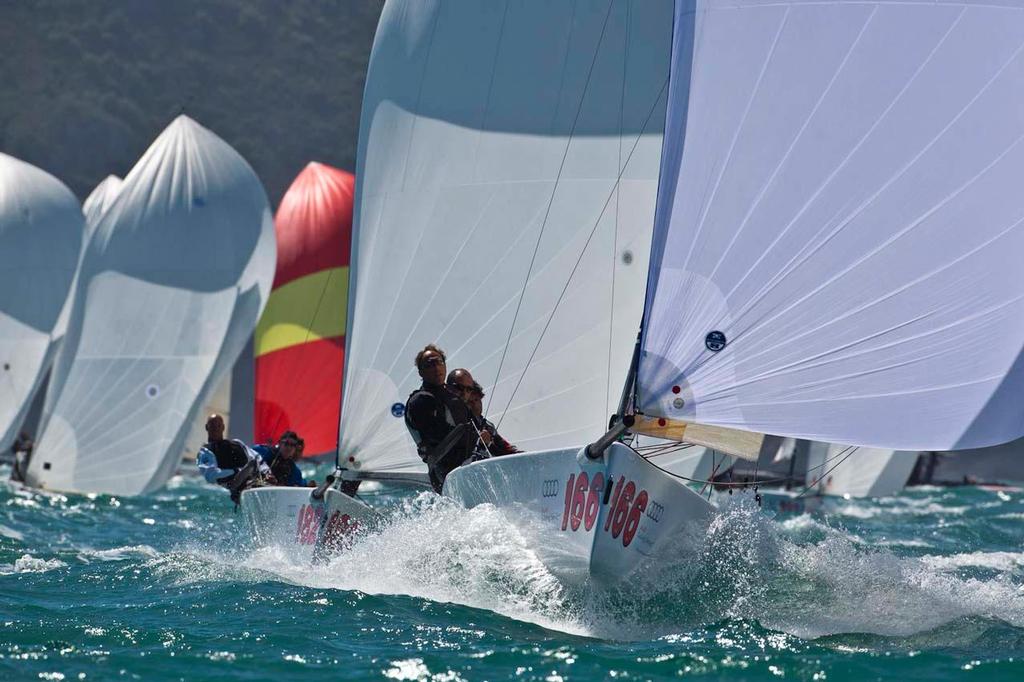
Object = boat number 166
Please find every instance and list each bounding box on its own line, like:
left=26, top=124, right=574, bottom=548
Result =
left=560, top=472, right=649, bottom=548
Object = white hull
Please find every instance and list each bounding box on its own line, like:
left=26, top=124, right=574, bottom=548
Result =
left=241, top=443, right=716, bottom=585
left=241, top=486, right=376, bottom=562
left=443, top=443, right=715, bottom=585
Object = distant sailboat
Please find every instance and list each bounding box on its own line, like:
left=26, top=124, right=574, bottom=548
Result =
left=254, top=162, right=354, bottom=458
left=25, top=115, right=276, bottom=496
left=0, top=154, right=83, bottom=456
left=245, top=0, right=1024, bottom=583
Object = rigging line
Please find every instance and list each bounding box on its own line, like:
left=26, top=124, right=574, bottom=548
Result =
left=701, top=450, right=723, bottom=497
left=606, top=0, right=631, bottom=422
left=795, top=445, right=858, bottom=499
left=494, top=74, right=670, bottom=431
left=638, top=439, right=862, bottom=488
left=485, top=0, right=617, bottom=417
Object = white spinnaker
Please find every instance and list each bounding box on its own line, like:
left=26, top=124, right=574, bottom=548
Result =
left=339, top=0, right=672, bottom=474
left=28, top=115, right=275, bottom=495
left=52, top=175, right=125, bottom=345
left=0, top=154, right=82, bottom=454
left=638, top=0, right=1024, bottom=450
left=82, top=175, right=123, bottom=233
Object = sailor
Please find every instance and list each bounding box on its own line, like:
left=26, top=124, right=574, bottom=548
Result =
left=446, top=370, right=519, bottom=458
left=404, top=344, right=474, bottom=492
left=9, top=431, right=34, bottom=483
left=196, top=414, right=274, bottom=503
left=254, top=431, right=315, bottom=487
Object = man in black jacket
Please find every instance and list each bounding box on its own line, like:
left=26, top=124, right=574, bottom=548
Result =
left=446, top=370, right=519, bottom=458
left=404, top=344, right=474, bottom=492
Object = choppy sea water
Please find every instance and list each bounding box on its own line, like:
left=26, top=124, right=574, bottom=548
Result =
left=2, top=464, right=1023, bottom=681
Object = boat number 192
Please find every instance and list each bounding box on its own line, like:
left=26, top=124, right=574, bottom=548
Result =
left=560, top=472, right=649, bottom=548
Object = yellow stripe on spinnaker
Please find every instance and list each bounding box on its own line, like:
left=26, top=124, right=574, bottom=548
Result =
left=632, top=415, right=765, bottom=462
left=255, top=267, right=348, bottom=357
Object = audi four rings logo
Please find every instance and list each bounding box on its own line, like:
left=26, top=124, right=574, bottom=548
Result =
left=542, top=479, right=560, bottom=497
left=646, top=500, right=665, bottom=523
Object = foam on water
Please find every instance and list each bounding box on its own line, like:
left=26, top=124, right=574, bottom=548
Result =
left=5, top=468, right=1024, bottom=679
left=155, top=489, right=1024, bottom=645
left=0, top=554, right=67, bottom=574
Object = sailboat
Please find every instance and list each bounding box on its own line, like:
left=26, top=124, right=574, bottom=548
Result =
left=243, top=0, right=1024, bottom=583
left=254, top=162, right=355, bottom=458
left=0, top=154, right=83, bottom=458
left=24, top=115, right=276, bottom=496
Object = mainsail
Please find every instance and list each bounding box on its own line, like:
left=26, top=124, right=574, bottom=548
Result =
left=638, top=0, right=1024, bottom=451
left=255, top=162, right=354, bottom=457
left=26, top=115, right=275, bottom=495
left=0, top=154, right=83, bottom=454
left=339, top=0, right=673, bottom=476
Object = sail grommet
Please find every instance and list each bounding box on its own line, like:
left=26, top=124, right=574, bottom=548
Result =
left=390, top=402, right=405, bottom=418
left=145, top=384, right=160, bottom=399
left=621, top=250, right=633, bottom=265
left=671, top=385, right=681, bottom=394
left=672, top=397, right=684, bottom=410
left=705, top=330, right=726, bottom=352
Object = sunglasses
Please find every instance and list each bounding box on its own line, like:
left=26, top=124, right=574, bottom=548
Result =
left=419, top=356, right=445, bottom=369
left=279, top=439, right=298, bottom=447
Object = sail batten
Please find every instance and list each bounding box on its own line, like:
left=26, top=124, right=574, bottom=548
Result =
left=637, top=0, right=1024, bottom=451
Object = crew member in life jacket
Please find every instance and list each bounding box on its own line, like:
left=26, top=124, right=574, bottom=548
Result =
left=253, top=431, right=315, bottom=487
left=446, top=369, right=520, bottom=458
left=404, top=344, right=475, bottom=492
left=196, top=414, right=274, bottom=503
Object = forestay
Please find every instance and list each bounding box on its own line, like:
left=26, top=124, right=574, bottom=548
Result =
left=27, top=116, right=275, bottom=495
left=339, top=0, right=672, bottom=475
left=638, top=0, right=1024, bottom=450
left=0, top=154, right=83, bottom=454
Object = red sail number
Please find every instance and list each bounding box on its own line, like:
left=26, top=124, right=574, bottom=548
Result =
left=562, top=472, right=647, bottom=546
left=561, top=472, right=605, bottom=532
left=584, top=473, right=604, bottom=531
left=295, top=504, right=321, bottom=545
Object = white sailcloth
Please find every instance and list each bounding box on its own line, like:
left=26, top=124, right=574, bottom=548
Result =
left=339, top=0, right=673, bottom=475
left=638, top=0, right=1024, bottom=450
left=27, top=115, right=275, bottom=495
left=51, top=175, right=125, bottom=346
left=806, top=442, right=917, bottom=499
left=82, top=175, right=123, bottom=233
left=0, top=154, right=83, bottom=454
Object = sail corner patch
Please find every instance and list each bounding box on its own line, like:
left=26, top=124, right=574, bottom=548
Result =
left=705, top=331, right=726, bottom=352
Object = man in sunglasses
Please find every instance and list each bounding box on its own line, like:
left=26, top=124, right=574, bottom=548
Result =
left=446, top=370, right=519, bottom=458
left=404, top=344, right=474, bottom=492
left=253, top=430, right=316, bottom=488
